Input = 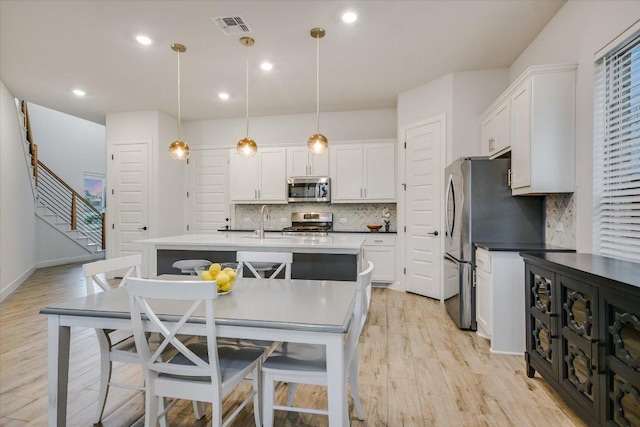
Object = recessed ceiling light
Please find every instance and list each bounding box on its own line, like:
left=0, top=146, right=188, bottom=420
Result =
left=136, top=35, right=152, bottom=45
left=260, top=62, right=273, bottom=71
left=219, top=92, right=230, bottom=100
left=341, top=11, right=358, bottom=23
left=72, top=89, right=86, bottom=97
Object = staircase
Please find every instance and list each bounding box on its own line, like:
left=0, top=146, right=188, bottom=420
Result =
left=17, top=100, right=104, bottom=254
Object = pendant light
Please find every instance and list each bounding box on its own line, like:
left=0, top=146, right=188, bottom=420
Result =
left=169, top=43, right=189, bottom=160
left=237, top=37, right=258, bottom=157
left=308, top=27, right=328, bottom=155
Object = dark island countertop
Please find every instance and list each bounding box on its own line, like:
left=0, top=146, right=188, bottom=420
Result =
left=520, top=252, right=640, bottom=290
left=474, top=242, right=575, bottom=252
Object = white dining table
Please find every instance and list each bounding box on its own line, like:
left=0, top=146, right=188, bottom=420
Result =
left=40, top=277, right=357, bottom=427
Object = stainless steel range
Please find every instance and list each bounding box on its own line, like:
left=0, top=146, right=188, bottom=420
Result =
left=282, top=212, right=333, bottom=236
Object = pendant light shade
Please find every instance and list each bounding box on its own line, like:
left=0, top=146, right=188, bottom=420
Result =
left=169, top=43, right=189, bottom=160
left=308, top=27, right=328, bottom=155
left=237, top=37, right=257, bottom=157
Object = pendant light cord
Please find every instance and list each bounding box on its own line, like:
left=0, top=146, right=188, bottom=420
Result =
left=177, top=50, right=182, bottom=140
left=316, top=34, right=320, bottom=134
left=246, top=43, right=250, bottom=138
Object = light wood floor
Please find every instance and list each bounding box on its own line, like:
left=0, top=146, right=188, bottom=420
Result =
left=0, top=262, right=587, bottom=426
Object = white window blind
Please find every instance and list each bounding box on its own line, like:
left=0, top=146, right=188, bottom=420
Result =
left=594, top=33, right=640, bottom=263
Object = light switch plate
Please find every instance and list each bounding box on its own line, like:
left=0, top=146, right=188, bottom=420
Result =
left=339, top=217, right=347, bottom=223
left=555, top=223, right=564, bottom=232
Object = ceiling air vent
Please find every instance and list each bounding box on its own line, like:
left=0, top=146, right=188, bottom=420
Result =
left=212, top=16, right=252, bottom=35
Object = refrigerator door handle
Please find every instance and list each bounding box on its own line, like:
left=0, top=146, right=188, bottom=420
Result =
left=445, top=174, right=455, bottom=244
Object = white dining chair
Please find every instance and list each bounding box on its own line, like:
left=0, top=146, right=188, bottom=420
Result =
left=83, top=254, right=144, bottom=424
left=126, top=277, right=267, bottom=427
left=236, top=251, right=293, bottom=279
left=260, top=261, right=374, bottom=426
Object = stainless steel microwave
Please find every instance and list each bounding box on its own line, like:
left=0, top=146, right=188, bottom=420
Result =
left=287, top=177, right=331, bottom=202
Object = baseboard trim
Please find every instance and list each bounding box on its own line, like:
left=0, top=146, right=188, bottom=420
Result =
left=35, top=252, right=104, bottom=269
left=0, top=265, right=37, bottom=303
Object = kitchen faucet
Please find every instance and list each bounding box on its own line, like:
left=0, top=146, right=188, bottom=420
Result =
left=259, top=205, right=270, bottom=238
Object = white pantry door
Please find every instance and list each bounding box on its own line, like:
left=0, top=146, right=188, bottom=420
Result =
left=109, top=141, right=150, bottom=275
left=186, top=149, right=229, bottom=233
left=404, top=119, right=444, bottom=299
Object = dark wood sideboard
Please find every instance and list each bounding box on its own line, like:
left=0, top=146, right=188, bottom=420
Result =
left=522, top=252, right=640, bottom=427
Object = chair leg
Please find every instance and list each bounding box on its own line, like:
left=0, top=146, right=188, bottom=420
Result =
left=144, top=389, right=158, bottom=427
left=262, top=371, right=275, bottom=427
left=193, top=401, right=205, bottom=420
left=349, top=356, right=365, bottom=421
left=158, top=398, right=168, bottom=427
left=253, top=364, right=262, bottom=427
left=94, top=352, right=112, bottom=424
left=286, top=382, right=297, bottom=407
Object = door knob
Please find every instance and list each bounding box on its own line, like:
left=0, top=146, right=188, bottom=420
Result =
left=138, top=226, right=147, bottom=230
left=428, top=230, right=439, bottom=236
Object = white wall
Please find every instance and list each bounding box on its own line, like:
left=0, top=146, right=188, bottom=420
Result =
left=451, top=69, right=510, bottom=161
left=0, top=81, right=36, bottom=299
left=397, top=69, right=509, bottom=165
left=28, top=102, right=105, bottom=192
left=508, top=0, right=640, bottom=253
left=184, top=109, right=397, bottom=148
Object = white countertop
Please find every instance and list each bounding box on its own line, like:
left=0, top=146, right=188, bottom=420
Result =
left=136, top=232, right=365, bottom=254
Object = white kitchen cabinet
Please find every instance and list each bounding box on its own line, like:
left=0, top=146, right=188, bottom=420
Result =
left=480, top=99, right=510, bottom=158
left=509, top=64, right=576, bottom=195
left=229, top=147, right=287, bottom=204
left=330, top=141, right=396, bottom=203
left=475, top=248, right=526, bottom=355
left=286, top=147, right=329, bottom=178
left=363, top=234, right=396, bottom=284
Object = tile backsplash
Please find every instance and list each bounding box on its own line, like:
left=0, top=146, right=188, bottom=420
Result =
left=545, top=193, right=576, bottom=248
left=233, top=203, right=397, bottom=232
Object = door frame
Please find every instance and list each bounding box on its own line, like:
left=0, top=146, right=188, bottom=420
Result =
left=397, top=114, right=447, bottom=300
left=106, top=139, right=153, bottom=276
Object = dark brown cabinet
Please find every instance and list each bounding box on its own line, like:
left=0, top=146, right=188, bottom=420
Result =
left=523, top=253, right=640, bottom=427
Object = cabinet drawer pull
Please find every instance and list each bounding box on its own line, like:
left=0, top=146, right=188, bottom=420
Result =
left=591, top=340, right=604, bottom=374
left=373, top=239, right=383, bottom=243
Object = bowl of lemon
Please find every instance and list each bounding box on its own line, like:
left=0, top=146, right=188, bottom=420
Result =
left=195, top=262, right=238, bottom=294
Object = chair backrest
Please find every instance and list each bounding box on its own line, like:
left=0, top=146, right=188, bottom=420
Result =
left=346, top=261, right=374, bottom=364
left=236, top=251, right=293, bottom=279
left=83, top=254, right=142, bottom=295
left=126, top=277, right=222, bottom=382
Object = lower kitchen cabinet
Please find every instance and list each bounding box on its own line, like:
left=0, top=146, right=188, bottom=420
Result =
left=475, top=248, right=527, bottom=354
left=523, top=253, right=640, bottom=426
left=336, top=233, right=396, bottom=284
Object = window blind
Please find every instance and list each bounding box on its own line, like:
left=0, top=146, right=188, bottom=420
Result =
left=594, top=34, right=640, bottom=263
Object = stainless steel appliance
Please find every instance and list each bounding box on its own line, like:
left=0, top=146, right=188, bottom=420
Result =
left=282, top=212, right=333, bottom=236
left=443, top=157, right=544, bottom=330
left=287, top=177, right=330, bottom=203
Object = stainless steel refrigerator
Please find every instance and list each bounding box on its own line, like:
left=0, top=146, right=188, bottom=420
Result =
left=443, top=157, right=544, bottom=330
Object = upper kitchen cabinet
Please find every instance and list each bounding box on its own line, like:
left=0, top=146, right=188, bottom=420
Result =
left=286, top=147, right=329, bottom=178
left=480, top=98, right=510, bottom=158
left=330, top=140, right=396, bottom=203
left=229, top=147, right=287, bottom=204
left=510, top=64, right=576, bottom=195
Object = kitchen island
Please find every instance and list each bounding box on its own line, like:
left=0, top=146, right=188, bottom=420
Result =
left=137, top=232, right=365, bottom=281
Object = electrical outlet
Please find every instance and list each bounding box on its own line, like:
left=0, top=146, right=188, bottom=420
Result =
left=280, top=217, right=287, bottom=223
left=244, top=217, right=251, bottom=222
left=339, top=217, right=347, bottom=223
left=555, top=223, right=564, bottom=232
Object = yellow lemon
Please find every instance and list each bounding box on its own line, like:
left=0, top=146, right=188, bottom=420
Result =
left=215, top=272, right=230, bottom=288
left=209, top=263, right=221, bottom=275
left=226, top=270, right=237, bottom=283
left=223, top=267, right=234, bottom=274
left=220, top=281, right=232, bottom=292
left=200, top=270, right=213, bottom=281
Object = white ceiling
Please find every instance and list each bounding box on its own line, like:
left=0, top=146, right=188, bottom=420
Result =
left=0, top=0, right=565, bottom=125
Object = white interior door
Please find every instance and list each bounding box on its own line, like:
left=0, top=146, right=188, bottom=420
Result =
left=187, top=149, right=229, bottom=232
left=403, top=119, right=444, bottom=299
left=109, top=141, right=150, bottom=275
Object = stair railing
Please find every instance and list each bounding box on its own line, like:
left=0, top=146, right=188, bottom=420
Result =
left=21, top=101, right=105, bottom=250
